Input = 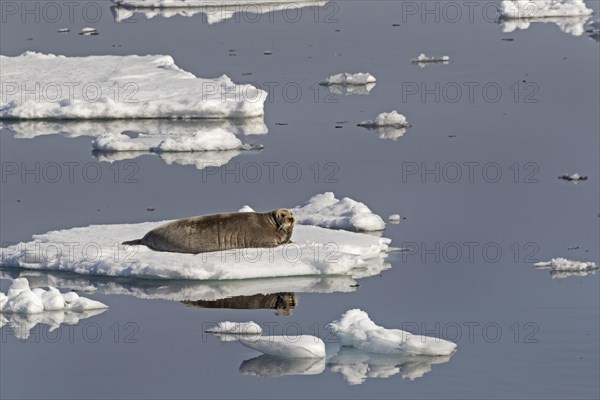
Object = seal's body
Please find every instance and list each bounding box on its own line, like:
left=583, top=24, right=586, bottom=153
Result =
left=122, top=209, right=295, bottom=254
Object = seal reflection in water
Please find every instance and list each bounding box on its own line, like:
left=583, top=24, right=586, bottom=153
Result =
left=122, top=209, right=295, bottom=254
left=181, top=293, right=297, bottom=316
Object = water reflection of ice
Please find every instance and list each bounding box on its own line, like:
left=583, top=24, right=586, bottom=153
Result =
left=239, top=354, right=326, bottom=377
left=0, top=309, right=107, bottom=340
left=112, top=1, right=329, bottom=25
left=325, top=83, right=376, bottom=96
left=328, top=347, right=454, bottom=385
left=500, top=15, right=593, bottom=36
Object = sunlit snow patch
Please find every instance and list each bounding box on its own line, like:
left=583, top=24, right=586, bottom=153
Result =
left=0, top=52, right=266, bottom=119
left=327, top=309, right=457, bottom=356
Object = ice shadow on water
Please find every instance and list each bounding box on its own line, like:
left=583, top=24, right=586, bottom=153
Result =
left=111, top=1, right=329, bottom=25
left=0, top=267, right=364, bottom=316
left=327, top=347, right=454, bottom=385
left=239, top=354, right=326, bottom=377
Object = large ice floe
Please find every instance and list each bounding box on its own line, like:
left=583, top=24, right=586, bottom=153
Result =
left=0, top=211, right=391, bottom=281
left=112, top=0, right=328, bottom=24
left=534, top=258, right=598, bottom=278
left=290, top=192, right=386, bottom=232
left=0, top=278, right=108, bottom=340
left=499, top=0, right=595, bottom=36
left=328, top=347, right=454, bottom=384
left=327, top=309, right=457, bottom=356
left=0, top=52, right=266, bottom=119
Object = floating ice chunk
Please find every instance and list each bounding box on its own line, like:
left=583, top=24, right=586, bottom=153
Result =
left=500, top=0, right=594, bottom=19
left=322, top=73, right=376, bottom=86
left=328, top=347, right=454, bottom=384
left=112, top=0, right=328, bottom=25
left=291, top=192, right=386, bottom=232
left=327, top=309, right=457, bottom=356
left=206, top=321, right=262, bottom=335
left=411, top=53, right=450, bottom=67
left=534, top=258, right=597, bottom=271
left=240, top=335, right=326, bottom=358
left=91, top=129, right=260, bottom=153
left=240, top=355, right=326, bottom=377
left=559, top=173, right=588, bottom=181
left=79, top=27, right=98, bottom=35
left=1, top=223, right=391, bottom=280
left=0, top=52, right=266, bottom=119
left=388, top=214, right=401, bottom=224
left=57, top=28, right=70, bottom=33
left=0, top=278, right=108, bottom=314
left=238, top=205, right=255, bottom=213
left=358, top=111, right=410, bottom=129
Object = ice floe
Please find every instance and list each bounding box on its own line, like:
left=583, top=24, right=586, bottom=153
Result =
left=322, top=73, right=376, bottom=86
left=0, top=52, right=266, bottom=119
left=358, top=111, right=410, bottom=129
left=290, top=192, right=386, bottom=232
left=206, top=321, right=262, bottom=335
left=240, top=335, right=326, bottom=358
left=92, top=128, right=261, bottom=153
left=411, top=53, right=450, bottom=68
left=0, top=222, right=391, bottom=281
left=534, top=258, right=598, bottom=278
left=327, top=309, right=457, bottom=356
left=112, top=0, right=328, bottom=25
left=499, top=0, right=594, bottom=36
left=1, top=278, right=108, bottom=315
left=559, top=173, right=588, bottom=182
left=388, top=214, right=401, bottom=224
left=240, top=355, right=326, bottom=377
left=79, top=27, right=98, bottom=35
left=328, top=347, right=454, bottom=384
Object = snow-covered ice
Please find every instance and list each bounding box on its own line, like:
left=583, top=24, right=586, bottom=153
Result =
left=534, top=258, right=597, bottom=271
left=206, top=321, right=262, bottom=335
left=328, top=347, right=454, bottom=384
left=327, top=309, right=457, bottom=356
left=92, top=128, right=260, bottom=153
left=240, top=355, right=326, bottom=377
left=499, top=0, right=594, bottom=36
left=112, top=0, right=328, bottom=25
left=322, top=73, right=376, bottom=86
left=0, top=219, right=391, bottom=281
left=388, top=214, right=401, bottom=224
left=290, top=192, right=386, bottom=232
left=500, top=0, right=594, bottom=19
left=240, top=335, right=326, bottom=358
left=358, top=111, right=410, bottom=129
left=1, top=278, right=108, bottom=314
left=0, top=52, right=266, bottom=119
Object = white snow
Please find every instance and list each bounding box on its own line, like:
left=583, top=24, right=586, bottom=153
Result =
left=79, top=27, right=98, bottom=35
left=113, top=0, right=328, bottom=25
left=1, top=278, right=108, bottom=314
left=240, top=335, right=326, bottom=358
left=290, top=192, right=386, bottom=232
left=206, top=321, right=262, bottom=335
left=0, top=52, right=266, bottom=119
left=327, top=309, right=457, bottom=356
left=92, top=128, right=259, bottom=153
left=240, top=355, right=326, bottom=377
left=328, top=347, right=454, bottom=384
left=534, top=258, right=598, bottom=271
left=500, top=0, right=593, bottom=19
left=323, top=73, right=376, bottom=86
left=0, top=222, right=391, bottom=281
left=358, top=111, right=410, bottom=129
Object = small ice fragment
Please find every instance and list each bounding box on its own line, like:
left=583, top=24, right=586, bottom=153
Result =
left=358, top=111, right=410, bottom=129
left=411, top=53, right=450, bottom=66
left=534, top=258, right=597, bottom=272
left=388, top=214, right=401, bottom=224
left=559, top=173, right=588, bottom=181
left=58, top=28, right=70, bottom=33
left=79, top=27, right=98, bottom=35
left=322, top=73, right=377, bottom=86
left=206, top=321, right=262, bottom=335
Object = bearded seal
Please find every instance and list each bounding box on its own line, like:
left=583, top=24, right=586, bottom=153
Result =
left=181, top=292, right=297, bottom=316
left=122, top=209, right=295, bottom=254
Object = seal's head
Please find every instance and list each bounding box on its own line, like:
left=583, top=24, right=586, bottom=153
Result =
left=273, top=208, right=295, bottom=232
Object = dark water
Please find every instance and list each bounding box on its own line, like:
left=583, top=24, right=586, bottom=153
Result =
left=1, top=1, right=599, bottom=398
